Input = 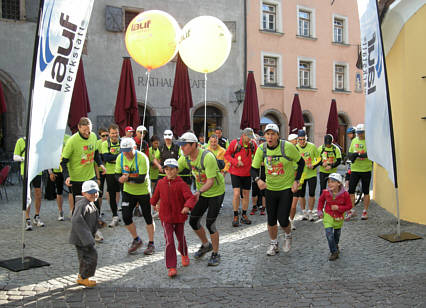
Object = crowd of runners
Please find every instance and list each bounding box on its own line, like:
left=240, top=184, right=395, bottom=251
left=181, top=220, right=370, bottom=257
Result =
left=13, top=117, right=373, bottom=284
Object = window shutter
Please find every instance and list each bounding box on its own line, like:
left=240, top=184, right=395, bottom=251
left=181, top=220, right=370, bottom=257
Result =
left=25, top=0, right=40, bottom=22
left=105, top=5, right=124, bottom=32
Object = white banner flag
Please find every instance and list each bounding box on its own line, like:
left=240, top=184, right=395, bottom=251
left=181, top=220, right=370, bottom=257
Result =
left=27, top=0, right=94, bottom=184
left=357, top=0, right=396, bottom=185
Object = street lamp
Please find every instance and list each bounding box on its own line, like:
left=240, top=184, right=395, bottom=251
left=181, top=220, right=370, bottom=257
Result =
left=232, top=89, right=245, bottom=113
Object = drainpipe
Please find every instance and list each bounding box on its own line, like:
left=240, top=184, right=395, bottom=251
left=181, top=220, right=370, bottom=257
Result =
left=243, top=0, right=247, bottom=88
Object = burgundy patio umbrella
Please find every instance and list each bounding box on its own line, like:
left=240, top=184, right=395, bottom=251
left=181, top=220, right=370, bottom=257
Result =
left=0, top=81, right=7, bottom=147
left=114, top=57, right=139, bottom=137
left=288, top=93, right=304, bottom=134
left=326, top=99, right=339, bottom=142
left=68, top=59, right=91, bottom=134
left=240, top=71, right=260, bottom=133
left=170, top=54, right=193, bottom=137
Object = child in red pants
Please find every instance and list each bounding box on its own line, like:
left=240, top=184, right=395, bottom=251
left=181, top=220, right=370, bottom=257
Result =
left=150, top=158, right=196, bottom=277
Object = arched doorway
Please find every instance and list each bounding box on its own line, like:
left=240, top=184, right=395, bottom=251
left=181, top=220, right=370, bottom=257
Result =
left=138, top=104, right=154, bottom=141
left=302, top=111, right=314, bottom=142
left=261, top=109, right=287, bottom=137
left=338, top=113, right=350, bottom=154
left=193, top=106, right=223, bottom=139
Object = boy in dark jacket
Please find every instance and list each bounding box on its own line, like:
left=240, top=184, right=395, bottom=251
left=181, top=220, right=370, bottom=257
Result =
left=317, top=173, right=352, bottom=261
left=150, top=158, right=196, bottom=277
left=69, top=180, right=100, bottom=287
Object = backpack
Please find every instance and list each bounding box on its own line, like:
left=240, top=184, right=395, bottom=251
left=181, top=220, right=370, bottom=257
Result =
left=231, top=139, right=256, bottom=158
left=261, top=140, right=291, bottom=162
left=107, top=138, right=121, bottom=153
left=120, top=152, right=139, bottom=174
left=320, top=144, right=340, bottom=157
left=185, top=149, right=226, bottom=173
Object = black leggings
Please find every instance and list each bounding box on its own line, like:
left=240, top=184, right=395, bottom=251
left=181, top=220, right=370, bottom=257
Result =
left=121, top=192, right=152, bottom=226
left=319, top=172, right=330, bottom=192
left=265, top=189, right=293, bottom=228
left=189, top=194, right=224, bottom=234
left=106, top=174, right=121, bottom=217
left=349, top=171, right=371, bottom=195
left=296, top=176, right=317, bottom=198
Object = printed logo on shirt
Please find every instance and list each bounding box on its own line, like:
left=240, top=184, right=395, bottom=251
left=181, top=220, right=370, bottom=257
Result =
left=80, top=152, right=94, bottom=165
left=266, top=157, right=284, bottom=176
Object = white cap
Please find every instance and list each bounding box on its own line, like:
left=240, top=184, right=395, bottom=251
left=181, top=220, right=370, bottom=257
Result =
left=265, top=123, right=279, bottom=133
left=163, top=158, right=178, bottom=168
left=327, top=173, right=344, bottom=184
left=120, top=137, right=136, bottom=152
left=136, top=125, right=147, bottom=132
left=356, top=123, right=365, bottom=132
left=82, top=180, right=100, bottom=194
left=288, top=134, right=298, bottom=141
left=177, top=132, right=198, bottom=145
left=163, top=129, right=173, bottom=140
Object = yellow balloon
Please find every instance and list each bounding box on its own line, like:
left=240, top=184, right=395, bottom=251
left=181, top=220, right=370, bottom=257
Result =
left=125, top=10, right=180, bottom=71
left=179, top=16, right=232, bottom=74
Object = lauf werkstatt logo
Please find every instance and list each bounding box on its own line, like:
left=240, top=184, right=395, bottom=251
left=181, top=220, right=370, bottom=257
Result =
left=39, top=0, right=86, bottom=93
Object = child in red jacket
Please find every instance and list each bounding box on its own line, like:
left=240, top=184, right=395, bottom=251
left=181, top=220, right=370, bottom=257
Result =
left=317, top=173, right=352, bottom=261
left=150, top=158, right=196, bottom=277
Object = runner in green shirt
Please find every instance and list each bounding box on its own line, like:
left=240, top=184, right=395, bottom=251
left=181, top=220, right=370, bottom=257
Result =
left=296, top=130, right=321, bottom=221
left=347, top=124, right=373, bottom=220
left=13, top=137, right=44, bottom=230
left=96, top=127, right=109, bottom=210
left=318, top=134, right=342, bottom=192
left=149, top=135, right=161, bottom=190
left=115, top=137, right=155, bottom=255
left=251, top=124, right=304, bottom=256
left=177, top=132, right=225, bottom=266
left=100, top=124, right=121, bottom=227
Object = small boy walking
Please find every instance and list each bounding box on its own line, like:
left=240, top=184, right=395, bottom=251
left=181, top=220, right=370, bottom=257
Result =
left=317, top=173, right=352, bottom=261
left=69, top=180, right=100, bottom=287
left=150, top=158, right=196, bottom=277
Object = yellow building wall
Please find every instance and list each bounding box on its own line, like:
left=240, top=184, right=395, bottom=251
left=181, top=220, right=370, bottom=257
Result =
left=374, top=5, right=426, bottom=225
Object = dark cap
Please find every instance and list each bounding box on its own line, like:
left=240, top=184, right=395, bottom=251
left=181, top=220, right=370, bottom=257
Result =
left=298, top=129, right=306, bottom=138
left=324, top=134, right=333, bottom=145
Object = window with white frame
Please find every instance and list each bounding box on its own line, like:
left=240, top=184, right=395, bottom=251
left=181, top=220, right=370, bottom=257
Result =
left=264, top=56, right=278, bottom=85
left=262, top=3, right=276, bottom=31
left=299, top=62, right=311, bottom=87
left=298, top=10, right=310, bottom=37
left=332, top=15, right=348, bottom=44
left=1, top=0, right=20, bottom=20
left=335, top=65, right=345, bottom=90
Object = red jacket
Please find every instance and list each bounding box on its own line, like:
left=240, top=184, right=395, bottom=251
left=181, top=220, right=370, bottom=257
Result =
left=150, top=176, right=196, bottom=224
left=318, top=187, right=352, bottom=220
left=224, top=138, right=257, bottom=177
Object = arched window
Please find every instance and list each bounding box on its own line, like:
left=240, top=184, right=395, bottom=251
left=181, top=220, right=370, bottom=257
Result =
left=193, top=106, right=223, bottom=139
left=261, top=113, right=282, bottom=135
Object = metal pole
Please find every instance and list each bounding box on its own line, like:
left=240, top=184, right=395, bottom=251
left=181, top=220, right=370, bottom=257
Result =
left=395, top=187, right=401, bottom=237
left=204, top=73, right=207, bottom=141
left=142, top=70, right=151, bottom=129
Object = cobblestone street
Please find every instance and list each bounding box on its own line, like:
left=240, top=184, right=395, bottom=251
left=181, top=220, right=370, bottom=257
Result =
left=0, top=183, right=425, bottom=307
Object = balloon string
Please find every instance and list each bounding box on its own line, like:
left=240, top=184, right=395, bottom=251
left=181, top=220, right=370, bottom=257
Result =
left=143, top=70, right=150, bottom=129
left=204, top=73, right=207, bottom=141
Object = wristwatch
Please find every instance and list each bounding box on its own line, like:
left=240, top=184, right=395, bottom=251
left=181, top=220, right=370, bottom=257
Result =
left=254, top=176, right=260, bottom=183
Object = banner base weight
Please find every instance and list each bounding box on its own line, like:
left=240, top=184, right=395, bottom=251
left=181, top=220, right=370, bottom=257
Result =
left=379, top=232, right=422, bottom=243
left=0, top=257, right=50, bottom=272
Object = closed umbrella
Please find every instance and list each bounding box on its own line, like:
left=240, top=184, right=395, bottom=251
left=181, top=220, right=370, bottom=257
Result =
left=288, top=93, right=304, bottom=134
left=326, top=99, right=339, bottom=142
left=68, top=59, right=91, bottom=134
left=114, top=57, right=139, bottom=137
left=0, top=81, right=7, bottom=147
left=240, top=71, right=260, bottom=133
left=170, top=54, right=193, bottom=137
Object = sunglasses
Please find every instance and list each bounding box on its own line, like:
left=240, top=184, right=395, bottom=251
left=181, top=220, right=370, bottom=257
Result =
left=101, top=134, right=109, bottom=138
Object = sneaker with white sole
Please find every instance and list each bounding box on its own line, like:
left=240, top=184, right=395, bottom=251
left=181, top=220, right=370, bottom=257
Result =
left=361, top=210, right=368, bottom=220
left=108, top=216, right=119, bottom=228
left=25, top=219, right=32, bottom=231
left=290, top=219, right=296, bottom=230
left=308, top=210, right=315, bottom=222
left=33, top=216, right=45, bottom=227
left=58, top=211, right=64, bottom=221
left=283, top=234, right=292, bottom=252
left=266, top=241, right=279, bottom=256
left=95, top=230, right=104, bottom=243
left=301, top=210, right=308, bottom=221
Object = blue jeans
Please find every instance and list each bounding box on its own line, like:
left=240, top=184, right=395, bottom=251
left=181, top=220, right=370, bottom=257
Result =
left=325, top=227, right=341, bottom=253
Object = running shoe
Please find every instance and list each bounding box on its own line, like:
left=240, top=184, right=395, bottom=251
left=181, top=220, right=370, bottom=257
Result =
left=168, top=268, right=177, bottom=277
left=283, top=234, right=292, bottom=252
left=143, top=243, right=155, bottom=255
left=108, top=216, right=119, bottom=228
left=250, top=206, right=257, bottom=215
left=58, top=211, right=64, bottom=221
left=259, top=207, right=266, bottom=215
left=266, top=241, right=279, bottom=256
left=25, top=219, right=32, bottom=231
left=361, top=210, right=368, bottom=220
left=301, top=210, right=308, bottom=221
left=95, top=230, right=104, bottom=243
left=181, top=255, right=190, bottom=267
left=33, top=216, right=45, bottom=227
left=194, top=242, right=213, bottom=259
left=76, top=275, right=96, bottom=287
left=290, top=219, right=296, bottom=231
left=345, top=209, right=356, bottom=221
left=308, top=210, right=315, bottom=222
left=207, top=253, right=221, bottom=266
left=128, top=238, right=143, bottom=254
left=232, top=216, right=239, bottom=227
left=329, top=252, right=339, bottom=261
left=240, top=214, right=252, bottom=225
